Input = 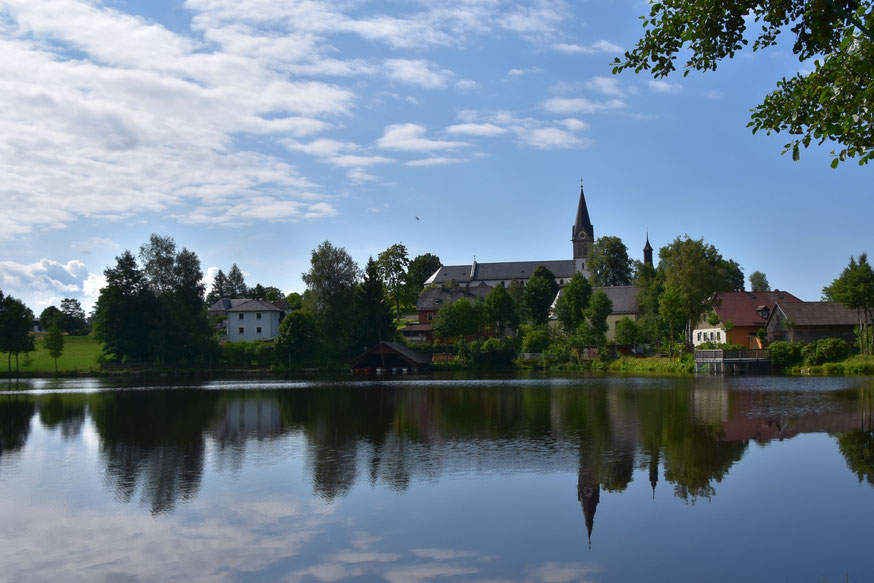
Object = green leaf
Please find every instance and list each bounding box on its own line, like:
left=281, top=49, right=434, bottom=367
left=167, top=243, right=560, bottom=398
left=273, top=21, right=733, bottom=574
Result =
left=831, top=158, right=840, bottom=169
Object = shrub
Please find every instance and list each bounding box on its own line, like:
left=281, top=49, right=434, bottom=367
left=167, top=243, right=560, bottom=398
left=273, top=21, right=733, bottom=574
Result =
left=802, top=338, right=852, bottom=366
left=768, top=341, right=804, bottom=370
left=521, top=325, right=550, bottom=354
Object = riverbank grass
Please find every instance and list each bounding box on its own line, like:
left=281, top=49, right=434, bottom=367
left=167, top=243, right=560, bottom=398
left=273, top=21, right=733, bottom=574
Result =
left=1, top=335, right=102, bottom=374
left=606, top=355, right=694, bottom=374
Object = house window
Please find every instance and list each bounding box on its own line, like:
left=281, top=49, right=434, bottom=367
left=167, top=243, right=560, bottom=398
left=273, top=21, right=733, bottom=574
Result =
left=710, top=332, right=714, bottom=341
left=238, top=327, right=244, bottom=334
left=697, top=332, right=702, bottom=341
left=761, top=308, right=770, bottom=319
left=717, top=332, right=721, bottom=341
left=238, top=313, right=244, bottom=320
left=256, top=327, right=262, bottom=334
left=427, top=313, right=434, bottom=321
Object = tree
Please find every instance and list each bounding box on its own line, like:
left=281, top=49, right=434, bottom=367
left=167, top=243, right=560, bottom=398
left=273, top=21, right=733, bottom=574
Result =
left=285, top=292, right=303, bottom=310
left=432, top=299, right=483, bottom=345
left=277, top=310, right=319, bottom=367
left=614, top=0, right=874, bottom=166
left=59, top=298, right=87, bottom=334
left=406, top=253, right=442, bottom=293
left=206, top=269, right=228, bottom=305
left=749, top=271, right=771, bottom=292
left=302, top=241, right=360, bottom=351
left=554, top=272, right=592, bottom=333
left=523, top=265, right=560, bottom=325
left=43, top=322, right=64, bottom=373
left=352, top=258, right=396, bottom=350
left=823, top=253, right=874, bottom=354
left=722, top=259, right=745, bottom=292
left=0, top=293, right=36, bottom=374
left=226, top=264, right=248, bottom=299
left=484, top=284, right=520, bottom=337
left=588, top=236, right=633, bottom=287
left=39, top=305, right=63, bottom=332
left=93, top=251, right=156, bottom=362
left=377, top=243, right=410, bottom=317
left=140, top=234, right=178, bottom=295
left=659, top=286, right=687, bottom=357
left=615, top=317, right=639, bottom=346
left=659, top=236, right=737, bottom=346
left=582, top=289, right=613, bottom=346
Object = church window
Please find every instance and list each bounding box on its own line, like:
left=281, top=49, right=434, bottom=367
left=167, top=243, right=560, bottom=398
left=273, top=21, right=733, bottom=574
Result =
left=577, top=245, right=582, bottom=256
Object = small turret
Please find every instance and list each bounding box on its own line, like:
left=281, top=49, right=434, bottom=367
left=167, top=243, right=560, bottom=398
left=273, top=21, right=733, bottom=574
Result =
left=643, top=232, right=653, bottom=266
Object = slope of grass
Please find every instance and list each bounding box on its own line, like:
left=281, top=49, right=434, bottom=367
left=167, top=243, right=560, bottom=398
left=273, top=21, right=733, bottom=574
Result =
left=1, top=334, right=103, bottom=374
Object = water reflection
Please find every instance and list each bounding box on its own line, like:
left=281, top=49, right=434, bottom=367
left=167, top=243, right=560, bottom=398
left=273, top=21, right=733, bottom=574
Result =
left=5, top=376, right=874, bottom=514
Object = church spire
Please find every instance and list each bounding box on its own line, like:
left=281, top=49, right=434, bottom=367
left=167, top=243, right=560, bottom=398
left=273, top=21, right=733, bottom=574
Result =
left=643, top=232, right=653, bottom=266
left=572, top=180, right=594, bottom=240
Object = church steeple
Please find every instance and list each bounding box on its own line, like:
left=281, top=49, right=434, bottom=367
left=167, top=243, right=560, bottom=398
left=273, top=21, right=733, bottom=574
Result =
left=643, top=232, right=653, bottom=266
left=571, top=180, right=595, bottom=278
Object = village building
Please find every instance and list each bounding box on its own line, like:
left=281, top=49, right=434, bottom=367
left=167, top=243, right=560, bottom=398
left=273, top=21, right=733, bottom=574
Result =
left=208, top=298, right=289, bottom=342
left=692, top=290, right=802, bottom=348
left=765, top=301, right=858, bottom=344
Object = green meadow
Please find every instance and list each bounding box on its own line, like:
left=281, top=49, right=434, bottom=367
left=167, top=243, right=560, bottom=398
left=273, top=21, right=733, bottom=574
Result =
left=1, top=334, right=103, bottom=374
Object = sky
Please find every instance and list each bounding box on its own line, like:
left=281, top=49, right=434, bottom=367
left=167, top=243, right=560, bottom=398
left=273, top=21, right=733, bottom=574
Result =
left=0, top=0, right=871, bottom=315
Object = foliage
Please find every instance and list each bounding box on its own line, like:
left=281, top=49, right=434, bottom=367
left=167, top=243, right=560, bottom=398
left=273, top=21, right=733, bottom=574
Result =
left=432, top=299, right=483, bottom=344
left=823, top=253, right=874, bottom=355
left=634, top=261, right=665, bottom=345
left=60, top=298, right=88, bottom=334
left=467, top=337, right=517, bottom=367
left=276, top=310, right=319, bottom=367
left=351, top=258, right=396, bottom=351
left=377, top=243, right=410, bottom=316
left=659, top=236, right=738, bottom=346
left=484, top=283, right=520, bottom=337
left=0, top=292, right=36, bottom=374
left=613, top=0, right=874, bottom=166
left=581, top=289, right=613, bottom=346
left=835, top=429, right=874, bottom=485
left=521, top=325, right=550, bottom=353
left=206, top=269, right=228, bottom=305
left=614, top=317, right=640, bottom=346
left=554, top=272, right=592, bottom=333
left=221, top=341, right=276, bottom=368
left=302, top=241, right=360, bottom=352
left=768, top=341, right=805, bottom=369
left=39, top=305, right=63, bottom=332
left=707, top=312, right=721, bottom=326
left=523, top=265, right=559, bottom=325
left=588, top=235, right=633, bottom=287
left=749, top=270, right=771, bottom=292
left=285, top=292, right=303, bottom=310
left=42, top=322, right=65, bottom=373
left=406, top=253, right=442, bottom=299
left=226, top=264, right=248, bottom=299
left=802, top=337, right=853, bottom=365
left=659, top=285, right=686, bottom=356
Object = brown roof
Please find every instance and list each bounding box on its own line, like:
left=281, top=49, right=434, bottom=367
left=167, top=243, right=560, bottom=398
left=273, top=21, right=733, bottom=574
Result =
left=774, top=302, right=858, bottom=327
left=712, top=290, right=801, bottom=327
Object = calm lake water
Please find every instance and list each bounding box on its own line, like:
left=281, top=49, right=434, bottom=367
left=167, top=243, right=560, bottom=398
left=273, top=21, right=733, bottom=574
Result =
left=1, top=373, right=873, bottom=582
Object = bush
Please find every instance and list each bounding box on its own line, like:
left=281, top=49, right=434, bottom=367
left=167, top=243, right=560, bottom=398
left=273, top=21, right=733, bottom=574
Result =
left=768, top=341, right=804, bottom=370
left=469, top=337, right=516, bottom=367
left=802, top=338, right=852, bottom=366
left=521, top=325, right=550, bottom=354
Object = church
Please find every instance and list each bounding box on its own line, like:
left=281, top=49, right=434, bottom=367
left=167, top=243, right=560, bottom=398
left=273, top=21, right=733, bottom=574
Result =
left=424, top=183, right=652, bottom=288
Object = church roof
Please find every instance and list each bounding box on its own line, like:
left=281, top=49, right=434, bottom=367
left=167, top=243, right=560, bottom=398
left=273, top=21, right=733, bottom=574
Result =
left=416, top=286, right=493, bottom=311
left=643, top=234, right=653, bottom=252
left=572, top=184, right=594, bottom=239
left=425, top=259, right=575, bottom=285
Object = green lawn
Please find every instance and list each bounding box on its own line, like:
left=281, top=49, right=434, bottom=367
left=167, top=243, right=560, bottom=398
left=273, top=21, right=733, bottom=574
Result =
left=1, top=334, right=103, bottom=374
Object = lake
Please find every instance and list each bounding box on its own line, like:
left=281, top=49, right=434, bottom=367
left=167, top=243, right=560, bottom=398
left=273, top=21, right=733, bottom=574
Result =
left=1, top=373, right=873, bottom=582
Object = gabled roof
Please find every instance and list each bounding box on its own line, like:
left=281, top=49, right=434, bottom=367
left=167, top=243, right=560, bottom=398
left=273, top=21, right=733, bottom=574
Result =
left=349, top=341, right=431, bottom=368
left=711, top=290, right=801, bottom=327
left=773, top=301, right=858, bottom=326
left=226, top=299, right=284, bottom=312
left=416, top=286, right=492, bottom=311
left=208, top=298, right=251, bottom=312
left=594, top=286, right=639, bottom=314
left=425, top=259, right=575, bottom=285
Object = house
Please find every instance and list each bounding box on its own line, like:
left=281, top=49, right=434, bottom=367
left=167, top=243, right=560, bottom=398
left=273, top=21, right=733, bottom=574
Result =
left=766, top=301, right=858, bottom=344
left=400, top=285, right=492, bottom=343
left=208, top=298, right=289, bottom=342
left=550, top=285, right=641, bottom=341
left=692, top=290, right=802, bottom=348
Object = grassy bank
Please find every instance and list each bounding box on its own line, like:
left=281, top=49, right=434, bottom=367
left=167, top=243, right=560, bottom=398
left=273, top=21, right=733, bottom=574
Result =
left=1, top=335, right=102, bottom=374
left=789, top=355, right=874, bottom=376
left=605, top=355, right=695, bottom=374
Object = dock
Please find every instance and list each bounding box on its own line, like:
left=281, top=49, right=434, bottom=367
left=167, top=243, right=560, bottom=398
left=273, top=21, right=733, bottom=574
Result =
left=694, top=349, right=770, bottom=374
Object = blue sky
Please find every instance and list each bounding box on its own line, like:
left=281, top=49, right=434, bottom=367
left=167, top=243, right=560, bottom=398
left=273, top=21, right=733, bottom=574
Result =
left=0, top=0, right=870, bottom=313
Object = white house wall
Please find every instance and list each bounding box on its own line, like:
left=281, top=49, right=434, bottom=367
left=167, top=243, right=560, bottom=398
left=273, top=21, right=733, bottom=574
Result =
left=228, top=311, right=282, bottom=342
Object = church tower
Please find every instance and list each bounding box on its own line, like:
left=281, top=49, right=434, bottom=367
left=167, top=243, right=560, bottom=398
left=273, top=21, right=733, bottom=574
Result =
left=571, top=182, right=595, bottom=278
left=643, top=232, right=653, bottom=266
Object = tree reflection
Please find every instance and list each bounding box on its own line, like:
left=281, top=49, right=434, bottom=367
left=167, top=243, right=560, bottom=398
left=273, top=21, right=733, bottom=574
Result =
left=0, top=396, right=35, bottom=457
left=38, top=394, right=86, bottom=438
left=89, top=390, right=219, bottom=515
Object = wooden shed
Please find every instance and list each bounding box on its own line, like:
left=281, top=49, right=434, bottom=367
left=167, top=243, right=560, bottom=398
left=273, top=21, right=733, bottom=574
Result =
left=350, top=342, right=431, bottom=373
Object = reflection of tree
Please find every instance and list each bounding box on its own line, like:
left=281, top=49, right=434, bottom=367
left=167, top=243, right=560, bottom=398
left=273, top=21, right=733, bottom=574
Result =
left=38, top=394, right=86, bottom=439
left=836, top=430, right=874, bottom=485
left=89, top=390, right=219, bottom=515
left=0, top=396, right=35, bottom=457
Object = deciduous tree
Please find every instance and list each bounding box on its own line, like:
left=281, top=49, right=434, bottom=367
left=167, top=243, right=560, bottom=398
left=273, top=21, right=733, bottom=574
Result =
left=523, top=265, right=559, bottom=325
left=377, top=243, right=410, bottom=317
left=823, top=253, right=874, bottom=354
left=485, top=283, right=519, bottom=337
left=588, top=236, right=633, bottom=287
left=43, top=322, right=64, bottom=373
left=749, top=271, right=771, bottom=292
left=277, top=310, right=319, bottom=367
left=352, top=258, right=396, bottom=351
left=554, top=272, right=592, bottom=333
left=614, top=0, right=874, bottom=166
left=0, top=292, right=36, bottom=375
left=302, top=241, right=360, bottom=351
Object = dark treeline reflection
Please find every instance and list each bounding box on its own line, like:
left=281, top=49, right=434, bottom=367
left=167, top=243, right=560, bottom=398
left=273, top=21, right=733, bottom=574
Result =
left=5, top=378, right=874, bottom=516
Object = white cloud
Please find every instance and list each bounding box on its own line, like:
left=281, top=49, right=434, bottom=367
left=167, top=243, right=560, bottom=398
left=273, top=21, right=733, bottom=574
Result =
left=446, top=123, right=508, bottom=137
left=507, top=67, right=542, bottom=78
left=649, top=80, right=682, bottom=93
left=377, top=124, right=468, bottom=151
left=405, top=157, right=469, bottom=167
left=519, top=127, right=586, bottom=149
left=587, top=76, right=624, bottom=97
left=561, top=118, right=588, bottom=131
left=541, top=97, right=627, bottom=114
left=384, top=59, right=453, bottom=89
left=554, top=40, right=623, bottom=54
left=0, top=259, right=100, bottom=311
left=455, top=79, right=477, bottom=90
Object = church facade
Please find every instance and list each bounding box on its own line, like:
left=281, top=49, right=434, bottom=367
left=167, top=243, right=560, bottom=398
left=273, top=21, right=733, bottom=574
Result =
left=425, top=184, right=634, bottom=288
